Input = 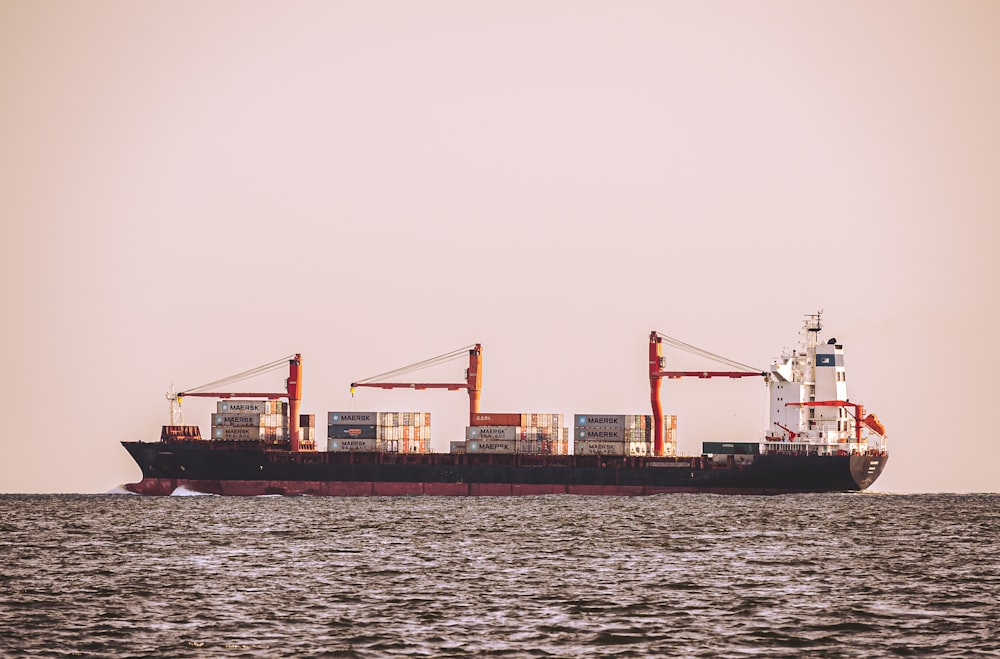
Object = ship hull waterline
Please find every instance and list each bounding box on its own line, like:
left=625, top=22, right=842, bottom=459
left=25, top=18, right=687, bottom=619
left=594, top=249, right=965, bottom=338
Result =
left=121, top=441, right=887, bottom=496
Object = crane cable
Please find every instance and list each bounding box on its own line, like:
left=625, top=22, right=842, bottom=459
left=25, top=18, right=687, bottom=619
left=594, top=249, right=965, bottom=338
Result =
left=655, top=332, right=761, bottom=373
left=181, top=354, right=296, bottom=394
left=353, top=345, right=476, bottom=385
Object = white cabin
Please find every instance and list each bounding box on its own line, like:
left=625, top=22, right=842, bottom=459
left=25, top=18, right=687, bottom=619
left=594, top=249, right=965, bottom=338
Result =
left=763, top=313, right=885, bottom=456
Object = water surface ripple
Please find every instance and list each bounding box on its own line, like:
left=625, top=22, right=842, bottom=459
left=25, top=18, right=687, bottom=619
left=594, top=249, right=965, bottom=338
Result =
left=2, top=493, right=998, bottom=657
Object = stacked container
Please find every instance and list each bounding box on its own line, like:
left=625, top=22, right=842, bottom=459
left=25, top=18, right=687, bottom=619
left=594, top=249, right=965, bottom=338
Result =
left=377, top=411, right=431, bottom=454
left=465, top=413, right=569, bottom=455
left=663, top=414, right=678, bottom=456
left=327, top=411, right=431, bottom=453
left=211, top=400, right=288, bottom=442
left=573, top=414, right=651, bottom=456
left=299, top=414, right=316, bottom=451
left=327, top=411, right=378, bottom=451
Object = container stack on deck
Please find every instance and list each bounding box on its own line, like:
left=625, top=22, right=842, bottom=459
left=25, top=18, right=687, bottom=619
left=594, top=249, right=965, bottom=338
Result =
left=378, top=412, right=431, bottom=454
left=326, top=411, right=431, bottom=453
left=211, top=400, right=288, bottom=442
left=299, top=414, right=316, bottom=451
left=574, top=414, right=657, bottom=456
left=464, top=413, right=569, bottom=455
left=664, top=414, right=678, bottom=456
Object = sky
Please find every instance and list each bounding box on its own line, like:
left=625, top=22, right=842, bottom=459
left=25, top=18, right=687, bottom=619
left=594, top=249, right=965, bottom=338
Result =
left=1, top=1, right=998, bottom=494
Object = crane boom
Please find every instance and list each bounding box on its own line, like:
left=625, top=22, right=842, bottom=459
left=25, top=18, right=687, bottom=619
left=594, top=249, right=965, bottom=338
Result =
left=351, top=344, right=482, bottom=423
left=649, top=331, right=765, bottom=456
left=175, top=354, right=303, bottom=451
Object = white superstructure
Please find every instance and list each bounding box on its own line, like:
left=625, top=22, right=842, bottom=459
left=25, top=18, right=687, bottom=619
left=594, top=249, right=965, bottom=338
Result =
left=764, top=313, right=886, bottom=456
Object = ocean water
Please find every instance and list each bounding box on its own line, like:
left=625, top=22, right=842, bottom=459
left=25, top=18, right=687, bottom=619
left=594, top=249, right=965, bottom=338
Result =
left=1, top=493, right=997, bottom=658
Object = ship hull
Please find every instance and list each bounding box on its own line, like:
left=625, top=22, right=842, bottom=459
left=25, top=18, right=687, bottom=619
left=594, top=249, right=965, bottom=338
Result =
left=121, top=441, right=887, bottom=496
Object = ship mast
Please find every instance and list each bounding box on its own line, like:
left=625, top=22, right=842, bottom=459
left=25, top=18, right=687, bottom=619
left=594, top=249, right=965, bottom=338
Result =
left=168, top=354, right=303, bottom=450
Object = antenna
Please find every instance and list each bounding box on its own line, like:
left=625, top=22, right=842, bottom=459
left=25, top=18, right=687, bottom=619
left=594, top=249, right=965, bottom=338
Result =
left=166, top=384, right=183, bottom=425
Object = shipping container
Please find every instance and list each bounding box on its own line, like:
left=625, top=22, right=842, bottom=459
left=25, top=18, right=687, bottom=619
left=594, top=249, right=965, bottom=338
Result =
left=218, top=400, right=287, bottom=415
left=328, top=424, right=378, bottom=440
left=328, top=411, right=378, bottom=425
left=574, top=414, right=652, bottom=428
left=211, top=413, right=267, bottom=427
left=449, top=441, right=466, bottom=454
left=471, top=413, right=523, bottom=427
left=574, top=440, right=627, bottom=456
left=218, top=400, right=268, bottom=414
left=702, top=441, right=760, bottom=455
left=328, top=437, right=379, bottom=452
left=211, top=413, right=289, bottom=429
left=465, top=439, right=516, bottom=454
left=575, top=414, right=626, bottom=428
left=211, top=426, right=271, bottom=441
left=575, top=427, right=629, bottom=441
left=300, top=414, right=316, bottom=428
left=466, top=426, right=518, bottom=441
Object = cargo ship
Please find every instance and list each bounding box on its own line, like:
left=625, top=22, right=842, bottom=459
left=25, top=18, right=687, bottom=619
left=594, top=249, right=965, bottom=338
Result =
left=122, top=314, right=888, bottom=496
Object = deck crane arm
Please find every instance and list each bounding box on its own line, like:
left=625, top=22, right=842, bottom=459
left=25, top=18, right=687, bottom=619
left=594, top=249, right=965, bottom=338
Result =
left=350, top=344, right=483, bottom=423
left=171, top=354, right=304, bottom=450
left=648, top=331, right=766, bottom=456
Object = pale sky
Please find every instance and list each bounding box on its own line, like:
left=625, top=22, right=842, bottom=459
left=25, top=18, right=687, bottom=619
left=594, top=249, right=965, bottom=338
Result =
left=2, top=1, right=998, bottom=493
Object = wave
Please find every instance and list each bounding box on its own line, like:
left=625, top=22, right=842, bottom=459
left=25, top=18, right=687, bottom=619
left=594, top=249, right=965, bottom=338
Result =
left=170, top=485, right=216, bottom=497
left=105, top=485, right=137, bottom=495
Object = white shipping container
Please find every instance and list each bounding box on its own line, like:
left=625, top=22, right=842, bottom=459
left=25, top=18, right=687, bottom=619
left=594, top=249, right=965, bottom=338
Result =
left=210, top=413, right=289, bottom=428
left=217, top=400, right=287, bottom=415
left=212, top=413, right=263, bottom=427
left=575, top=427, right=626, bottom=441
left=212, top=426, right=268, bottom=440
left=329, top=411, right=378, bottom=425
left=574, top=414, right=653, bottom=429
left=574, top=440, right=627, bottom=455
left=466, top=426, right=517, bottom=441
left=466, top=439, right=516, bottom=454
left=219, top=400, right=268, bottom=414
left=327, top=437, right=379, bottom=451
left=575, top=414, right=625, bottom=428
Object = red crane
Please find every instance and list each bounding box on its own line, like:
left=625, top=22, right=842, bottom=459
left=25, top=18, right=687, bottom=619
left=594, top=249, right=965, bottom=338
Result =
left=173, top=354, right=303, bottom=451
left=785, top=400, right=886, bottom=444
left=350, top=344, right=483, bottom=423
left=648, top=331, right=765, bottom=456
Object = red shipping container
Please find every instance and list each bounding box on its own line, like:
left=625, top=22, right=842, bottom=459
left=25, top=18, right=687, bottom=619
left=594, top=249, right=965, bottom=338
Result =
left=471, top=413, right=523, bottom=427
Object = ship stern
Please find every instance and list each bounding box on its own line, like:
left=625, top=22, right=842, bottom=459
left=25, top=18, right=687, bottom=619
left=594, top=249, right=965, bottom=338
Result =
left=850, top=453, right=888, bottom=490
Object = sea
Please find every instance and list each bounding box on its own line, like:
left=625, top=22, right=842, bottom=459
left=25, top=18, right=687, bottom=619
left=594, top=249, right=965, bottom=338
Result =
left=1, top=493, right=997, bottom=658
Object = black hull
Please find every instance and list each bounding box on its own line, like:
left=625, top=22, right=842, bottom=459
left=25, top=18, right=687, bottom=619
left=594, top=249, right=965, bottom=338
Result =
left=121, top=441, right=887, bottom=496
